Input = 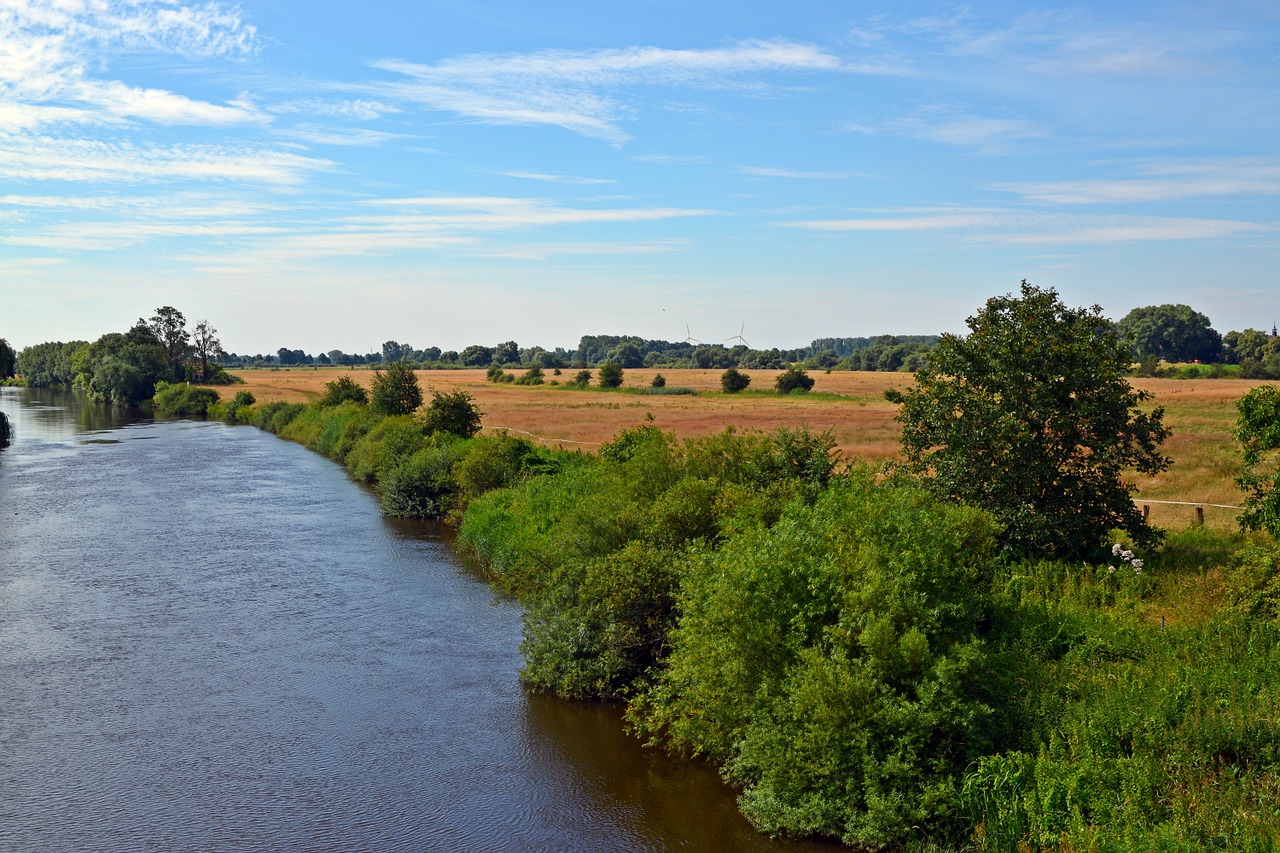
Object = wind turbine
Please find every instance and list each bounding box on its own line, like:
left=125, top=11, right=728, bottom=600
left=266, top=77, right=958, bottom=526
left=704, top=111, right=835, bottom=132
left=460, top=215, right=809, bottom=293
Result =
left=684, top=324, right=704, bottom=345
left=725, top=322, right=750, bottom=348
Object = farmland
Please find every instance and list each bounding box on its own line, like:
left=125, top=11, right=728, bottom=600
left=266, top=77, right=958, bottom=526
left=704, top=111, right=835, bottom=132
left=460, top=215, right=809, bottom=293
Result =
left=225, top=366, right=1280, bottom=531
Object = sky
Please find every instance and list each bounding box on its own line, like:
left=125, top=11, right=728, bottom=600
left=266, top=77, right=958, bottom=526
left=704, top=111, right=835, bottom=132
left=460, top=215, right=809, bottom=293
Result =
left=1, top=0, right=1277, bottom=355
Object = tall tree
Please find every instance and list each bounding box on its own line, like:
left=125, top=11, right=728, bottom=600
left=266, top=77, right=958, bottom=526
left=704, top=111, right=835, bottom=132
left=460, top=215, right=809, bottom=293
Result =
left=887, top=281, right=1171, bottom=558
left=370, top=361, right=423, bottom=415
left=0, top=338, right=15, bottom=379
left=192, top=320, right=222, bottom=383
left=1116, top=304, right=1222, bottom=363
left=148, top=306, right=191, bottom=380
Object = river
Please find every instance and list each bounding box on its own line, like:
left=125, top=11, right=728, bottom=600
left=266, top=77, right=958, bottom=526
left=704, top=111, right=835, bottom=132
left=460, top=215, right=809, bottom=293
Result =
left=0, top=388, right=831, bottom=852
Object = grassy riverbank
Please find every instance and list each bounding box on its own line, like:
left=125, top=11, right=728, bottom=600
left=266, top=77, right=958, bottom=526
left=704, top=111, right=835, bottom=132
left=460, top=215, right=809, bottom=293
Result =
left=203, top=380, right=1280, bottom=850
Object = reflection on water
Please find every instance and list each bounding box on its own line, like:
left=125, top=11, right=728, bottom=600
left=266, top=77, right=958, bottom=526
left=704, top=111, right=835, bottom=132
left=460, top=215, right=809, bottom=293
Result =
left=0, top=388, right=827, bottom=852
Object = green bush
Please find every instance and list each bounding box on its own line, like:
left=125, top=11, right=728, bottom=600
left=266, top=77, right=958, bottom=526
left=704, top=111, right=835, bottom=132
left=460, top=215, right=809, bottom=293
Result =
left=774, top=367, right=815, bottom=394
left=152, top=381, right=221, bottom=416
left=420, top=388, right=483, bottom=438
left=598, top=362, right=624, bottom=388
left=319, top=374, right=368, bottom=406
left=378, top=438, right=470, bottom=517
left=721, top=368, right=751, bottom=393
left=629, top=472, right=1000, bottom=847
left=345, top=415, right=429, bottom=481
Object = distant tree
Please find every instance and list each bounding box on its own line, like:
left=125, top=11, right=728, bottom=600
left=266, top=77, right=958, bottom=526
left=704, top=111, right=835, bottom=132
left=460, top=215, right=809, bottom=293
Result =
left=191, top=320, right=222, bottom=383
left=651, top=373, right=667, bottom=388
left=1117, top=304, right=1222, bottom=363
left=420, top=346, right=442, bottom=362
left=1224, top=329, right=1278, bottom=365
left=0, top=338, right=15, bottom=379
left=721, top=368, right=751, bottom=393
left=319, top=374, right=369, bottom=406
left=515, top=365, right=545, bottom=385
left=609, top=341, right=645, bottom=368
left=493, top=340, right=520, bottom=365
left=598, top=362, right=624, bottom=389
left=17, top=341, right=85, bottom=387
left=572, top=370, right=592, bottom=387
left=1236, top=386, right=1280, bottom=536
left=148, top=306, right=191, bottom=381
left=383, top=340, right=414, bottom=363
left=370, top=361, right=423, bottom=415
left=887, top=281, right=1171, bottom=558
left=775, top=367, right=815, bottom=394
left=421, top=388, right=483, bottom=438
left=461, top=344, right=494, bottom=367
left=0, top=410, right=9, bottom=446
left=74, top=323, right=169, bottom=406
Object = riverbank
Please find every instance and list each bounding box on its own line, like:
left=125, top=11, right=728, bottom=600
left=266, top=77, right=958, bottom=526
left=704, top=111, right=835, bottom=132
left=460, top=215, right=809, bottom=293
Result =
left=213, top=383, right=1280, bottom=850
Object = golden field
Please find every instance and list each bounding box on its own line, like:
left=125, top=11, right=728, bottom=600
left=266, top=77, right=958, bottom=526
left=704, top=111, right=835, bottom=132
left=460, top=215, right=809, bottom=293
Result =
left=227, top=367, right=1280, bottom=531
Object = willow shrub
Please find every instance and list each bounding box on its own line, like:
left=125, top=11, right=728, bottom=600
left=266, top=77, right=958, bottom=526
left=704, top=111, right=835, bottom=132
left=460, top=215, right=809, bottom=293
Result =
left=628, top=471, right=1000, bottom=848
left=378, top=437, right=472, bottom=517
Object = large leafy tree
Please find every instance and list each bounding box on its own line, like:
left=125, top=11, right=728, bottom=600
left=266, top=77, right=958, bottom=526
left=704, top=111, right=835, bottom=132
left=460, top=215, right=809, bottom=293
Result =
left=1235, top=386, right=1280, bottom=536
left=370, top=360, right=423, bottom=415
left=148, top=306, right=192, bottom=381
left=0, top=338, right=15, bottom=379
left=1116, top=303, right=1222, bottom=363
left=887, top=281, right=1171, bottom=558
left=191, top=320, right=222, bottom=382
left=74, top=322, right=169, bottom=406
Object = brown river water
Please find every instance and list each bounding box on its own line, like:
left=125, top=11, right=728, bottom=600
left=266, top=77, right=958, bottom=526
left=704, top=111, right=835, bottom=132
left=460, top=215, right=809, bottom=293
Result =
left=0, top=388, right=835, bottom=852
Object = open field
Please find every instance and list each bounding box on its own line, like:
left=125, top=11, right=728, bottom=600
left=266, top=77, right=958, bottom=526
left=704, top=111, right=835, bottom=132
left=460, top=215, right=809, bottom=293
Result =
left=226, top=367, right=1280, bottom=531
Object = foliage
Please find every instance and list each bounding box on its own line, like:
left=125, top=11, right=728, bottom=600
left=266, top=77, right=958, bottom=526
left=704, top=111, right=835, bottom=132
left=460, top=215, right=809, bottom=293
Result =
left=152, top=382, right=220, bottom=417
left=1224, top=328, right=1280, bottom=365
left=651, top=373, right=666, bottom=388
left=629, top=472, right=1000, bottom=847
left=887, top=281, right=1171, bottom=559
left=420, top=388, right=483, bottom=438
left=191, top=320, right=222, bottom=382
left=720, top=367, right=751, bottom=393
left=0, top=411, right=9, bottom=447
left=514, top=365, right=545, bottom=385
left=15, top=341, right=85, bottom=387
left=344, top=415, right=428, bottom=481
left=0, top=338, right=14, bottom=379
left=252, top=401, right=307, bottom=433
left=319, top=374, right=369, bottom=406
left=370, top=361, right=423, bottom=415
left=146, top=306, right=193, bottom=381
left=378, top=437, right=470, bottom=517
left=216, top=390, right=256, bottom=423
left=1117, top=303, right=1223, bottom=363
left=774, top=367, right=815, bottom=394
left=570, top=369, right=592, bottom=387
left=597, top=361, right=624, bottom=388
left=73, top=324, right=169, bottom=406
left=1235, top=385, right=1280, bottom=536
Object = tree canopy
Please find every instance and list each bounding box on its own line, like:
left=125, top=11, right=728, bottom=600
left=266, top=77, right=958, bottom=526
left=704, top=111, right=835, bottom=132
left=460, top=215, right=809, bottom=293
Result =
left=370, top=361, right=423, bottom=415
left=1236, top=385, right=1280, bottom=536
left=1117, top=303, right=1222, bottom=363
left=887, top=281, right=1171, bottom=558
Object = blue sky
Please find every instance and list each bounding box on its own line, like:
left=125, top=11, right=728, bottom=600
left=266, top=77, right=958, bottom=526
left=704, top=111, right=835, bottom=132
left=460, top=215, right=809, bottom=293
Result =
left=2, top=0, right=1277, bottom=355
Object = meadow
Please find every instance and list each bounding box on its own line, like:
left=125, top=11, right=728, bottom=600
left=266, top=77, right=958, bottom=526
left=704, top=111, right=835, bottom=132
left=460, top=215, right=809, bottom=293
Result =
left=227, top=366, right=1279, bottom=532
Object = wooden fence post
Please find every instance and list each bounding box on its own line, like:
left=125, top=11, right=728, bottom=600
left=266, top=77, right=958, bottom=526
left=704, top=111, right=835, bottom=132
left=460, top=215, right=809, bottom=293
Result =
left=1195, top=506, right=1205, bottom=526
left=1143, top=504, right=1150, bottom=522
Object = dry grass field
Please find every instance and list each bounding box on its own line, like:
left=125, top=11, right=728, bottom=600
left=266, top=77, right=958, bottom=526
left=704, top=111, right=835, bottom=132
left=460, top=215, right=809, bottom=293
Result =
left=227, top=367, right=1280, bottom=531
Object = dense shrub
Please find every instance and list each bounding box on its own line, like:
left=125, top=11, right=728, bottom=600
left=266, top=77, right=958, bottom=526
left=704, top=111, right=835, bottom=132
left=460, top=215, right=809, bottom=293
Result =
left=370, top=361, right=422, bottom=415
left=629, top=472, right=1000, bottom=847
left=345, top=415, right=429, bottom=481
left=378, top=438, right=471, bottom=517
left=319, top=374, right=368, bottom=406
left=420, top=388, right=483, bottom=438
left=253, top=401, right=308, bottom=433
left=774, top=367, right=815, bottom=394
left=720, top=368, right=751, bottom=393
left=598, top=362, right=624, bottom=388
left=152, top=382, right=221, bottom=416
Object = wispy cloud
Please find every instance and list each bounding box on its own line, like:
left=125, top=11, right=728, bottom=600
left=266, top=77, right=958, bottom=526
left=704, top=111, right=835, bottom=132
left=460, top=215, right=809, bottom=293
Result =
left=500, top=171, right=616, bottom=185
left=0, top=136, right=331, bottom=183
left=737, top=166, right=864, bottom=179
left=993, top=159, right=1280, bottom=204
left=371, top=39, right=846, bottom=143
left=783, top=206, right=1271, bottom=245
left=848, top=108, right=1045, bottom=153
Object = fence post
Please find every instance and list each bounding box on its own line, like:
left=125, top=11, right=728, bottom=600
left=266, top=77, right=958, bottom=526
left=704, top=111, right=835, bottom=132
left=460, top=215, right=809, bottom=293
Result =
left=1195, top=506, right=1205, bottom=526
left=1143, top=504, right=1150, bottom=522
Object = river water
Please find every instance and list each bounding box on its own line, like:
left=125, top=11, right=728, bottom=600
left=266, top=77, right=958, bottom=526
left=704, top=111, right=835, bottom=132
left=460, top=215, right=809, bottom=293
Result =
left=0, top=388, right=830, bottom=852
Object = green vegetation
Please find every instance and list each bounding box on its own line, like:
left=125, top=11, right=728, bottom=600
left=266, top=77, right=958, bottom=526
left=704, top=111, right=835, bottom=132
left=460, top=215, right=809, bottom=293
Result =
left=775, top=366, right=815, bottom=394
left=1117, top=303, right=1223, bottom=363
left=370, top=360, right=423, bottom=415
left=720, top=367, right=751, bottom=393
left=319, top=374, right=369, bottom=406
left=0, top=410, right=9, bottom=447
left=1236, top=386, right=1280, bottom=536
left=887, top=281, right=1170, bottom=559
left=0, top=338, right=15, bottom=379
left=597, top=361, right=624, bottom=388
left=152, top=382, right=221, bottom=416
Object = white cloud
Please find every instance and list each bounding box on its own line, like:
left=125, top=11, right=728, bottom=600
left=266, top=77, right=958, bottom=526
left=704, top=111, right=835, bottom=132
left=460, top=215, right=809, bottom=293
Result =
left=994, top=159, right=1280, bottom=204
left=0, top=135, right=332, bottom=183
left=372, top=39, right=846, bottom=143
left=737, top=166, right=864, bottom=180
left=783, top=206, right=1272, bottom=245
left=500, top=171, right=616, bottom=185
left=848, top=109, right=1045, bottom=153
